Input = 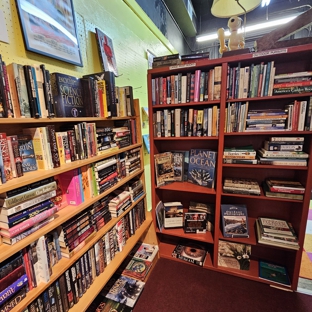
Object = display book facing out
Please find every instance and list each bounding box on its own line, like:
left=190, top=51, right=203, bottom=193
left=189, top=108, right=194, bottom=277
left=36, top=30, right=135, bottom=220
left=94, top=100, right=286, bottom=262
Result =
left=0, top=99, right=158, bottom=312
left=147, top=43, right=312, bottom=290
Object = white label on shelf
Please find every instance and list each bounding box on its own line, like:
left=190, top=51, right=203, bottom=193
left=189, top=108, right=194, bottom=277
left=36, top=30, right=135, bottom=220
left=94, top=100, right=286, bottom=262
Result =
left=252, top=49, right=288, bottom=58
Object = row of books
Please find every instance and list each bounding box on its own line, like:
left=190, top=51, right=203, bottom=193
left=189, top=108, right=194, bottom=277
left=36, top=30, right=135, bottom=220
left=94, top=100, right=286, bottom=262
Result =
left=0, top=120, right=137, bottom=184
left=153, top=106, right=219, bottom=138
left=0, top=200, right=147, bottom=311
left=217, top=239, right=291, bottom=286
left=0, top=54, right=136, bottom=119
left=0, top=153, right=143, bottom=245
left=154, top=149, right=217, bottom=189
left=224, top=96, right=312, bottom=133
left=151, top=65, right=222, bottom=105
left=223, top=137, right=309, bottom=167
left=151, top=52, right=210, bottom=69
left=222, top=177, right=305, bottom=200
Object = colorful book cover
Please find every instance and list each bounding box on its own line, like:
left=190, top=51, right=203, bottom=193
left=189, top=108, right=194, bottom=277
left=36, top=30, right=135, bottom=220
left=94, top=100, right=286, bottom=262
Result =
left=187, top=149, right=217, bottom=188
left=154, top=152, right=174, bottom=187
left=59, top=169, right=83, bottom=206
left=0, top=132, right=13, bottom=181
left=184, top=212, right=207, bottom=233
left=218, top=240, right=251, bottom=270
left=129, top=242, right=159, bottom=262
left=50, top=73, right=86, bottom=117
left=221, top=204, right=249, bottom=238
left=17, top=135, right=38, bottom=172
left=103, top=274, right=145, bottom=308
left=155, top=200, right=165, bottom=232
left=172, top=243, right=207, bottom=266
left=171, top=151, right=184, bottom=182
left=164, top=201, right=183, bottom=228
left=119, top=257, right=152, bottom=281
left=0, top=274, right=28, bottom=306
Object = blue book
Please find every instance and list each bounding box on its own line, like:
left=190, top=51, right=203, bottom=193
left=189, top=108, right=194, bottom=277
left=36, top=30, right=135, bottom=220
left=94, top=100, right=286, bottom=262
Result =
left=17, top=135, right=38, bottom=172
left=142, top=134, right=150, bottom=154
left=263, top=61, right=272, bottom=96
left=0, top=274, right=28, bottom=306
left=187, top=149, right=217, bottom=188
left=221, top=204, right=249, bottom=238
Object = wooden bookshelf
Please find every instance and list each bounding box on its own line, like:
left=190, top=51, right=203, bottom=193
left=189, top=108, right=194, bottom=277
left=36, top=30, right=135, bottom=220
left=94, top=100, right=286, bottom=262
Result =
left=147, top=43, right=312, bottom=291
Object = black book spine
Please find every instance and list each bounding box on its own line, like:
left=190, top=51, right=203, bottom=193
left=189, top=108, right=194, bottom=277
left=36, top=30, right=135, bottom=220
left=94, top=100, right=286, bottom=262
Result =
left=79, top=256, right=86, bottom=294
left=104, top=71, right=117, bottom=117
left=48, top=284, right=58, bottom=312
left=64, top=269, right=74, bottom=308
left=40, top=64, right=55, bottom=118
left=2, top=61, right=14, bottom=117
left=69, top=265, right=79, bottom=304
left=54, top=280, right=64, bottom=312
left=0, top=55, right=8, bottom=118
left=23, top=65, right=39, bottom=118
left=83, top=252, right=91, bottom=289
left=42, top=289, right=52, bottom=312
left=46, top=125, right=61, bottom=168
left=75, top=261, right=83, bottom=299
left=67, top=130, right=77, bottom=162
left=36, top=295, right=45, bottom=312
left=58, top=275, right=69, bottom=312
left=81, top=78, right=95, bottom=117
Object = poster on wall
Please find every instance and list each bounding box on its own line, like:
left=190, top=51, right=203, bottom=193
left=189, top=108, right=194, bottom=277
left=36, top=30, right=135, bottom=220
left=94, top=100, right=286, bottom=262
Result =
left=95, top=28, right=118, bottom=77
left=15, top=0, right=83, bottom=66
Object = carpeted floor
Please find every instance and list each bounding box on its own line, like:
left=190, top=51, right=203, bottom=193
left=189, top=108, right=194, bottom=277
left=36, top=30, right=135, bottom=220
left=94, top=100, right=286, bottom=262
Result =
left=133, top=258, right=312, bottom=312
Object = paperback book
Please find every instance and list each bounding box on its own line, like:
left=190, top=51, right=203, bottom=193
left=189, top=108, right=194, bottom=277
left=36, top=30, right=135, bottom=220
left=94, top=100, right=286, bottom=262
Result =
left=154, top=152, right=174, bottom=187
left=129, top=242, right=159, bottom=262
left=184, top=212, right=207, bottom=233
left=163, top=201, right=183, bottom=228
left=172, top=243, right=207, bottom=266
left=258, top=260, right=291, bottom=287
left=187, top=149, right=217, bottom=188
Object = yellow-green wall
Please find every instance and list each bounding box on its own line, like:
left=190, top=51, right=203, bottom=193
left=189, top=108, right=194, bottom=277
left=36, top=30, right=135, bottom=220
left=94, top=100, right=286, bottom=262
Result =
left=0, top=0, right=176, bottom=210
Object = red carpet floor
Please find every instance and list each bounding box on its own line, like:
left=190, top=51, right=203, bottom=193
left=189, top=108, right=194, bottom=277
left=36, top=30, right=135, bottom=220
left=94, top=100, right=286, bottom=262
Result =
left=133, top=258, right=312, bottom=312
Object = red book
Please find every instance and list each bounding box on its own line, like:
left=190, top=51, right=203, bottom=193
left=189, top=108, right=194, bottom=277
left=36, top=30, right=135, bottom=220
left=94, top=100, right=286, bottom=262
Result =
left=162, top=77, right=167, bottom=105
left=0, top=265, right=26, bottom=292
left=273, top=80, right=312, bottom=88
left=0, top=133, right=13, bottom=181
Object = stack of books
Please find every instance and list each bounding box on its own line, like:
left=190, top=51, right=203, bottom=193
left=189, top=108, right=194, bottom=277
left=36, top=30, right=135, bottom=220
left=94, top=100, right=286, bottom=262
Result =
left=262, top=178, right=305, bottom=200
left=113, top=126, right=131, bottom=149
left=152, top=53, right=181, bottom=69
left=189, top=201, right=214, bottom=232
left=125, top=147, right=141, bottom=176
left=222, top=178, right=261, bottom=195
left=0, top=252, right=28, bottom=310
left=128, top=178, right=144, bottom=202
left=272, top=71, right=312, bottom=95
left=257, top=137, right=308, bottom=166
left=0, top=178, right=58, bottom=245
left=223, top=145, right=257, bottom=164
left=96, top=126, right=117, bottom=154
left=255, top=217, right=300, bottom=250
left=108, top=190, right=132, bottom=218
left=245, top=109, right=288, bottom=131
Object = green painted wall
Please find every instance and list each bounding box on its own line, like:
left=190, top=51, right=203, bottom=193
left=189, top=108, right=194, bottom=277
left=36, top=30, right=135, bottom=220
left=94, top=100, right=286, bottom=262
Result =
left=1, top=0, right=176, bottom=210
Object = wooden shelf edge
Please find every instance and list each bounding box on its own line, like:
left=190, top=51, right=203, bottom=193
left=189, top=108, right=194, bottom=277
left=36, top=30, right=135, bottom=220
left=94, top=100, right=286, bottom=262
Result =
left=0, top=170, right=145, bottom=262
left=0, top=143, right=142, bottom=194
left=10, top=216, right=153, bottom=312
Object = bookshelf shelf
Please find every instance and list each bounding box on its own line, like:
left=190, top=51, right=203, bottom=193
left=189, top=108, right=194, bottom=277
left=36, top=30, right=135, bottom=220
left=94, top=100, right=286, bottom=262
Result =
left=148, top=43, right=312, bottom=291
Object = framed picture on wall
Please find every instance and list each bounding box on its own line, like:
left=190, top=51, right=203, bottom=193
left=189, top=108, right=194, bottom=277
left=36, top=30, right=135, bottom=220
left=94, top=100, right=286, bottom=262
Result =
left=15, top=0, right=83, bottom=66
left=95, top=28, right=118, bottom=77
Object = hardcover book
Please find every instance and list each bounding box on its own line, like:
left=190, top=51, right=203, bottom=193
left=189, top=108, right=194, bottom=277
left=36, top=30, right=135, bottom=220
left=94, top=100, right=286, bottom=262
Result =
left=103, top=274, right=145, bottom=308
left=172, top=243, right=207, bottom=266
left=220, top=204, right=249, bottom=238
left=155, top=200, right=165, bottom=232
left=50, top=73, right=86, bottom=117
left=171, top=151, right=184, bottom=182
left=119, top=257, right=153, bottom=281
left=163, top=201, right=183, bottom=228
left=218, top=240, right=251, bottom=270
left=184, top=212, right=207, bottom=233
left=154, top=152, right=175, bottom=187
left=258, top=260, right=291, bottom=286
left=187, top=149, right=217, bottom=188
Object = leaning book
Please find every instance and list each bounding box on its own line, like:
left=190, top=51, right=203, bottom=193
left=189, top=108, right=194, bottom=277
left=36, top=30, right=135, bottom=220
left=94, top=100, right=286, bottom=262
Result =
left=259, top=260, right=291, bottom=287
left=187, top=149, right=217, bottom=188
left=221, top=204, right=249, bottom=238
left=218, top=240, right=251, bottom=270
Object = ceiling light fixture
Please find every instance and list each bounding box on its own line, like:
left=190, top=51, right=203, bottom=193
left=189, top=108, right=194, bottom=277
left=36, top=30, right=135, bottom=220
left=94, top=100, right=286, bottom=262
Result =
left=196, top=15, right=298, bottom=42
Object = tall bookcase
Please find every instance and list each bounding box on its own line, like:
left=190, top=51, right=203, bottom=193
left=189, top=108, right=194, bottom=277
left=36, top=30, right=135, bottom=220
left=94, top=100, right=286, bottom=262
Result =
left=147, top=44, right=312, bottom=291
left=0, top=99, right=158, bottom=311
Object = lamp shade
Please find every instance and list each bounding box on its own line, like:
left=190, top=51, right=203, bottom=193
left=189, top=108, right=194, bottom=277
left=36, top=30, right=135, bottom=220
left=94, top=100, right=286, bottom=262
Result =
left=211, top=0, right=262, bottom=18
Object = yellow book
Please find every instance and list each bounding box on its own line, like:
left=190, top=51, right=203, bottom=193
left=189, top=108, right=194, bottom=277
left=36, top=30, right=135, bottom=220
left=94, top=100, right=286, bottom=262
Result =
left=56, top=132, right=65, bottom=165
left=97, top=80, right=109, bottom=117
left=212, top=105, right=218, bottom=136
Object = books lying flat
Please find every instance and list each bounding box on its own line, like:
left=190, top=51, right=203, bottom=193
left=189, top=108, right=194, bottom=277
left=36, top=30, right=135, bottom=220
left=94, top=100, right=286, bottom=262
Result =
left=259, top=261, right=291, bottom=287
left=172, top=243, right=207, bottom=266
left=257, top=157, right=307, bottom=166
left=258, top=149, right=309, bottom=159
left=223, top=178, right=261, bottom=196
left=265, top=178, right=305, bottom=194
left=262, top=183, right=303, bottom=200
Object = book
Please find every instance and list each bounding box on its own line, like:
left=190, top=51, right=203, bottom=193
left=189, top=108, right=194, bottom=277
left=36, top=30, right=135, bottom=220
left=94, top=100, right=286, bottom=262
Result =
left=257, top=157, right=307, bottom=166
left=218, top=240, right=251, bottom=270
left=0, top=133, right=13, bottom=181
left=172, top=243, right=207, bottom=266
left=258, top=260, right=291, bottom=287
left=262, top=183, right=303, bottom=200
left=220, top=204, right=249, bottom=238
left=0, top=274, right=28, bottom=306
left=258, top=149, right=309, bottom=159
left=155, top=200, right=165, bottom=232
left=103, top=274, right=145, bottom=308
left=17, top=135, right=38, bottom=172
left=171, top=151, right=184, bottom=182
left=50, top=73, right=86, bottom=117
left=119, top=257, right=153, bottom=281
left=163, top=201, right=183, bottom=228
left=187, top=149, right=217, bottom=188
left=0, top=286, right=27, bottom=312
left=257, top=217, right=295, bottom=237
left=264, top=178, right=305, bottom=194
left=184, top=212, right=207, bottom=233
left=154, top=152, right=174, bottom=187
left=129, top=242, right=159, bottom=262
left=95, top=28, right=118, bottom=77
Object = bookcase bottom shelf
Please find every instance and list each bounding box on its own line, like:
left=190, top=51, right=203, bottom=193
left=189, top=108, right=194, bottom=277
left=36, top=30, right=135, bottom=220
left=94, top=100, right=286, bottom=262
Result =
left=11, top=216, right=153, bottom=312
left=158, top=242, right=293, bottom=290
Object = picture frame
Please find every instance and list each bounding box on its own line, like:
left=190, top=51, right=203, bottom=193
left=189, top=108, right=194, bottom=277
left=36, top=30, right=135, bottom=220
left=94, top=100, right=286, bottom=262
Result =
left=15, top=0, right=83, bottom=66
left=95, top=28, right=118, bottom=76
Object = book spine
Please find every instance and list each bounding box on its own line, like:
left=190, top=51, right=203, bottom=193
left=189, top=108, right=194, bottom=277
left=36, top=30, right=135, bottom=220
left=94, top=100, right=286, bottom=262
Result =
left=64, top=270, right=74, bottom=308
left=58, top=275, right=69, bottom=312
left=46, top=125, right=61, bottom=168
left=0, top=274, right=28, bottom=306
left=3, top=207, right=57, bottom=238
left=1, top=61, right=14, bottom=118
left=0, top=286, right=27, bottom=312
left=0, top=265, right=25, bottom=293
left=0, top=133, right=13, bottom=182
left=70, top=265, right=79, bottom=304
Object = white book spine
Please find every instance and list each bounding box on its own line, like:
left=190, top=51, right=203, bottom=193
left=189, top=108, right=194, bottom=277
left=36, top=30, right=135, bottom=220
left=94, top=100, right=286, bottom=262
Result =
left=164, top=109, right=168, bottom=137
left=208, top=107, right=212, bottom=136
left=181, top=75, right=187, bottom=103
left=36, top=236, right=50, bottom=283
left=298, top=101, right=307, bottom=131
left=175, top=108, right=181, bottom=137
